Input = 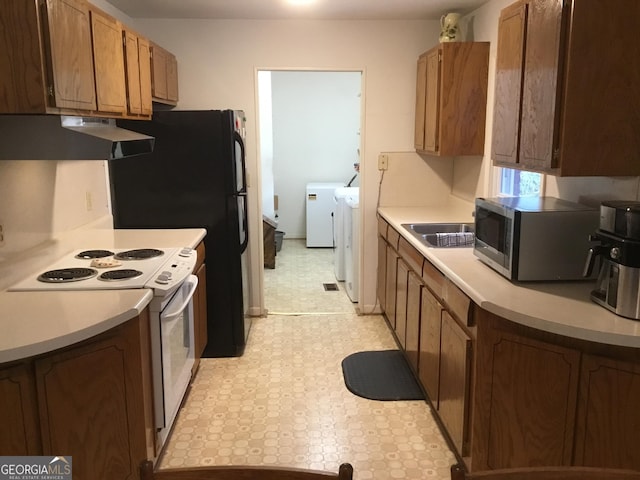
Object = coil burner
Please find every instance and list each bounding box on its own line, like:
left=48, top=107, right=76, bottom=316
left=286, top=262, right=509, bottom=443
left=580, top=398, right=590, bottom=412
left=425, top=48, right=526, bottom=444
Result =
left=38, top=268, right=98, bottom=283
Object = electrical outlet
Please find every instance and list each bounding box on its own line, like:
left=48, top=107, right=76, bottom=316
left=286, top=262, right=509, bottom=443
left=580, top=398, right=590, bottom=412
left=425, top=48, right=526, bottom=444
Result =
left=0, top=223, right=5, bottom=247
left=378, top=154, right=389, bottom=170
left=85, top=191, right=93, bottom=212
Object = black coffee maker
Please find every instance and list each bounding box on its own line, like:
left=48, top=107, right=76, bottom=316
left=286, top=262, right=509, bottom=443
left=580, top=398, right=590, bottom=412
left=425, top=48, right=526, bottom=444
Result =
left=584, top=201, right=640, bottom=320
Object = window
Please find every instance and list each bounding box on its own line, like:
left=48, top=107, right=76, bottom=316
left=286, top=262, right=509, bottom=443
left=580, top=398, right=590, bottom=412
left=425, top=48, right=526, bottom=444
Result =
left=498, top=168, right=542, bottom=197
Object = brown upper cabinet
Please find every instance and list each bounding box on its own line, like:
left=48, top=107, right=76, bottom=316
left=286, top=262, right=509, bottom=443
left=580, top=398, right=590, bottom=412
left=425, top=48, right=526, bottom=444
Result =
left=123, top=29, right=153, bottom=118
left=492, top=0, right=640, bottom=176
left=90, top=8, right=127, bottom=115
left=414, top=42, right=489, bottom=156
left=151, top=42, right=179, bottom=105
left=0, top=0, right=172, bottom=119
left=0, top=0, right=96, bottom=113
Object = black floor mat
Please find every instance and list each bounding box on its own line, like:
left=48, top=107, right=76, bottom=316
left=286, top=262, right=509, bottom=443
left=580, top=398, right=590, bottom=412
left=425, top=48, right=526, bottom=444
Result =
left=341, top=350, right=425, bottom=401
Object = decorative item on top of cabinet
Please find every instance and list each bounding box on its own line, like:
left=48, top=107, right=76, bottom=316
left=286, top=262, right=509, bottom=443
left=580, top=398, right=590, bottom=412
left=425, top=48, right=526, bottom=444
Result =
left=150, top=42, right=179, bottom=106
left=123, top=29, right=153, bottom=118
left=492, top=0, right=640, bottom=176
left=414, top=42, right=489, bottom=156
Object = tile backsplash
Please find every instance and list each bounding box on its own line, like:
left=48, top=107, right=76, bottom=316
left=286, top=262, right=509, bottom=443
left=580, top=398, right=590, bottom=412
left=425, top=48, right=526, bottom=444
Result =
left=0, top=160, right=111, bottom=258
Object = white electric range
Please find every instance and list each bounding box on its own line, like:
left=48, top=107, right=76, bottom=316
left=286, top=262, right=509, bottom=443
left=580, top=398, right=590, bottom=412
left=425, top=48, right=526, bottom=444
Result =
left=8, top=247, right=195, bottom=294
left=8, top=246, right=199, bottom=450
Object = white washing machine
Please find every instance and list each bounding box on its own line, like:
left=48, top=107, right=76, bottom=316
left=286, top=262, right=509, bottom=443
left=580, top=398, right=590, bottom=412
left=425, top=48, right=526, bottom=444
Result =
left=344, top=196, right=359, bottom=303
left=333, top=187, right=359, bottom=281
left=306, top=182, right=344, bottom=247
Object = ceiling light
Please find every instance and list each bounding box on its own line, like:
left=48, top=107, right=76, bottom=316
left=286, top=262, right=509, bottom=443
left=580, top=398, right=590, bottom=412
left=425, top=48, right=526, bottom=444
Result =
left=286, top=0, right=316, bottom=6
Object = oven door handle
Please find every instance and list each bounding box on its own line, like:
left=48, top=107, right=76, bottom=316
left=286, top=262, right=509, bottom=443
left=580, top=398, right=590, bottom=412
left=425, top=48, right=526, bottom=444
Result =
left=162, top=275, right=199, bottom=322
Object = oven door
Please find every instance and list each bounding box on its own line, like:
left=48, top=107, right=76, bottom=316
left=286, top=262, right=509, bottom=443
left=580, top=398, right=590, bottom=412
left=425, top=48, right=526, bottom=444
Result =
left=156, top=274, right=198, bottom=430
left=473, top=200, right=514, bottom=278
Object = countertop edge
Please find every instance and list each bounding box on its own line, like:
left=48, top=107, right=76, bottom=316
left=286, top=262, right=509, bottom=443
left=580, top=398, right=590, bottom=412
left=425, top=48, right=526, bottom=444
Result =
left=0, top=227, right=207, bottom=364
left=0, top=290, right=153, bottom=364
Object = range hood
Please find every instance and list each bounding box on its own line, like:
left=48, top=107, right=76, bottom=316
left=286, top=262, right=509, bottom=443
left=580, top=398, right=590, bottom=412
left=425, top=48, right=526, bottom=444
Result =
left=0, top=115, right=155, bottom=160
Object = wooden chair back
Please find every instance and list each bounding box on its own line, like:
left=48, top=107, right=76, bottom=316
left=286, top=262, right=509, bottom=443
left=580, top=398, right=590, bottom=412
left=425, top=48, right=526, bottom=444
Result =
left=140, top=461, right=354, bottom=480
left=451, top=464, right=640, bottom=480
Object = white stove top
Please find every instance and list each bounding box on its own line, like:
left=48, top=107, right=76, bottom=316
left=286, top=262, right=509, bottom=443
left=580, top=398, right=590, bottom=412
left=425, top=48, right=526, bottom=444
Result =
left=9, top=247, right=196, bottom=294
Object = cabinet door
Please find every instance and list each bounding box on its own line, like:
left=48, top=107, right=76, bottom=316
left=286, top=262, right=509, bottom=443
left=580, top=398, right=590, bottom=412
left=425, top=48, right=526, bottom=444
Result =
left=414, top=54, right=428, bottom=150
left=395, top=259, right=409, bottom=348
left=418, top=287, right=443, bottom=405
left=472, top=311, right=580, bottom=470
left=166, top=53, right=179, bottom=102
left=137, top=37, right=153, bottom=115
left=0, top=362, right=41, bottom=455
left=385, top=245, right=399, bottom=329
left=151, top=43, right=168, bottom=100
left=439, top=312, right=471, bottom=456
left=424, top=47, right=441, bottom=154
left=124, top=31, right=153, bottom=117
left=574, top=354, right=640, bottom=470
left=492, top=1, right=527, bottom=166
left=44, top=0, right=96, bottom=110
left=377, top=235, right=387, bottom=311
left=35, top=317, right=148, bottom=480
left=405, top=270, right=422, bottom=371
left=91, top=9, right=127, bottom=114
left=123, top=30, right=142, bottom=115
left=519, top=0, right=564, bottom=170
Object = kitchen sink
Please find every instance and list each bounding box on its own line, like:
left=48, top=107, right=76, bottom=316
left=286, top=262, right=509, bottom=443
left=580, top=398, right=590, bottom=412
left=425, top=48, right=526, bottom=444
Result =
left=401, top=223, right=475, bottom=248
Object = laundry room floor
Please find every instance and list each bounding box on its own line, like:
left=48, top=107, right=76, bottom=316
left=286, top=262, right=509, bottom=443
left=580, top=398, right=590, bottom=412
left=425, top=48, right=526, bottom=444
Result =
left=158, top=239, right=456, bottom=479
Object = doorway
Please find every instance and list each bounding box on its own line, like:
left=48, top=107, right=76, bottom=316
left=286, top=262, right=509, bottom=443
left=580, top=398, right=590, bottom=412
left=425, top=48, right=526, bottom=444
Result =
left=257, top=69, right=363, bottom=314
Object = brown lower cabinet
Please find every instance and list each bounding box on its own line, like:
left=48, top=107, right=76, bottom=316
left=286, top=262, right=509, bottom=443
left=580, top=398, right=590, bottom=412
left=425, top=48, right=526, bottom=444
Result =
left=418, top=287, right=443, bottom=404
left=0, top=311, right=154, bottom=480
left=395, top=259, right=409, bottom=348
left=405, top=270, right=422, bottom=372
left=0, top=362, right=41, bottom=455
left=377, top=215, right=640, bottom=472
left=192, top=240, right=208, bottom=375
left=439, top=311, right=472, bottom=456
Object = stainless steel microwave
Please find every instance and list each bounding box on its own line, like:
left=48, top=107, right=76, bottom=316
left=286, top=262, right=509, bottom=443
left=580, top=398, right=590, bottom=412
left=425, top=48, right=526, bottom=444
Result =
left=473, top=197, right=599, bottom=281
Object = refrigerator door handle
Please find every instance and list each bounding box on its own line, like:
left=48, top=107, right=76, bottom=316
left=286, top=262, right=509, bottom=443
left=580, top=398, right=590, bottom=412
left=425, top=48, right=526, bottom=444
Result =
left=234, top=131, right=247, bottom=194
left=238, top=192, right=249, bottom=254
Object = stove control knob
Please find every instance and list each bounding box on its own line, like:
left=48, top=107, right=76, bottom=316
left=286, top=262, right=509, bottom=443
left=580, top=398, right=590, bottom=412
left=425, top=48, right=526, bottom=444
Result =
left=179, top=247, right=194, bottom=257
left=610, top=247, right=621, bottom=260
left=156, top=274, right=171, bottom=284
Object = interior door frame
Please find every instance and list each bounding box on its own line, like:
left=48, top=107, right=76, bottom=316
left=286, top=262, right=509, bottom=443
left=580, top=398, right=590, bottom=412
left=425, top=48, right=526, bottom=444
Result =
left=252, top=67, right=367, bottom=317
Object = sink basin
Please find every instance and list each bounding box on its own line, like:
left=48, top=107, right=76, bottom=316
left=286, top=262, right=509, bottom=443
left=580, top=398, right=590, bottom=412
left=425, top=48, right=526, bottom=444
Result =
left=401, top=223, right=475, bottom=248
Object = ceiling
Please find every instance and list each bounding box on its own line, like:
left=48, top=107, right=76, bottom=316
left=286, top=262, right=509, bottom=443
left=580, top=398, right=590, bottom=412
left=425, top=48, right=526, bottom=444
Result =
left=104, top=0, right=488, bottom=21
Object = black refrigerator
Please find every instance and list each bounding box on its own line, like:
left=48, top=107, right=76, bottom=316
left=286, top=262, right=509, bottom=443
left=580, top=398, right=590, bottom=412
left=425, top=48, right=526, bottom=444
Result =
left=110, top=110, right=250, bottom=357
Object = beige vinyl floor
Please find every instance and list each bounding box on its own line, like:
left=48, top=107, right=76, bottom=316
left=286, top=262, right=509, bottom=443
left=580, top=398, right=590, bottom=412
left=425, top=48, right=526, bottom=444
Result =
left=158, top=239, right=456, bottom=479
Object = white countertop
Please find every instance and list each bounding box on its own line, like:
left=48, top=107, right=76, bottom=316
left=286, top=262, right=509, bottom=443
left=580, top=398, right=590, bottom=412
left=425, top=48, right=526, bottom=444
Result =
left=379, top=205, right=640, bottom=348
left=0, top=226, right=206, bottom=363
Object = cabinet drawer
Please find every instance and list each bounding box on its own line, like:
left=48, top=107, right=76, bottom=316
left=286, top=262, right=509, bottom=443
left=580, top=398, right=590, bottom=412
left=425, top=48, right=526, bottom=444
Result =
left=378, top=216, right=389, bottom=239
left=399, top=237, right=424, bottom=275
left=387, top=226, right=400, bottom=250
left=444, top=277, right=471, bottom=326
left=422, top=259, right=445, bottom=299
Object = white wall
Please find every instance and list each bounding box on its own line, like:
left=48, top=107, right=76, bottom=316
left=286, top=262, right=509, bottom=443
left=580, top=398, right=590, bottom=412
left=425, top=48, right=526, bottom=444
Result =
left=0, top=161, right=111, bottom=260
left=270, top=71, right=361, bottom=239
left=131, top=18, right=439, bottom=314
